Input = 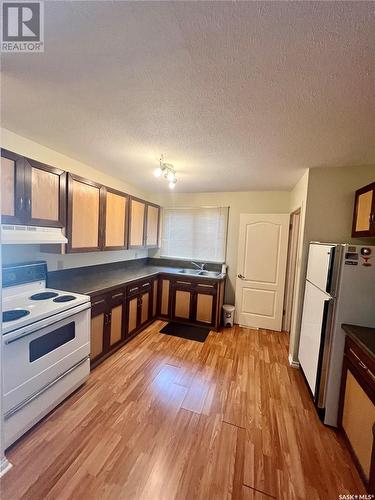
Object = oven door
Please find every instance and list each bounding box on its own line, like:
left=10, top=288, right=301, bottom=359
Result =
left=3, top=303, right=90, bottom=413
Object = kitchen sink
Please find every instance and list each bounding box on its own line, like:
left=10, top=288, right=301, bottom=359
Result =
left=177, top=269, right=221, bottom=277
left=178, top=269, right=201, bottom=275
left=197, top=270, right=221, bottom=277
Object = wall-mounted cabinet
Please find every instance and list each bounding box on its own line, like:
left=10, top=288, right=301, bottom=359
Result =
left=1, top=149, right=66, bottom=227
left=2, top=149, right=161, bottom=253
left=67, top=174, right=102, bottom=252
left=352, top=182, right=375, bottom=238
left=128, top=198, right=160, bottom=249
left=145, top=203, right=160, bottom=248
left=129, top=197, right=146, bottom=248
left=102, top=187, right=128, bottom=250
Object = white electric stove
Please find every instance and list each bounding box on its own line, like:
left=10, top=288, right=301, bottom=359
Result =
left=2, top=261, right=91, bottom=448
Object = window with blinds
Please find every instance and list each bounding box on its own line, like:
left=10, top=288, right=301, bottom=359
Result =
left=161, top=207, right=229, bottom=263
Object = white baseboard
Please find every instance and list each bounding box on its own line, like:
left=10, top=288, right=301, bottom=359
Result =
left=288, top=354, right=300, bottom=369
left=0, top=456, right=12, bottom=477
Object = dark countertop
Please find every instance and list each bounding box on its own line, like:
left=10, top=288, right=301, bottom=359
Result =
left=342, top=323, right=375, bottom=360
left=47, top=259, right=225, bottom=297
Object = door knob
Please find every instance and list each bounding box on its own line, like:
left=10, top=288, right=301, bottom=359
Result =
left=237, top=274, right=245, bottom=279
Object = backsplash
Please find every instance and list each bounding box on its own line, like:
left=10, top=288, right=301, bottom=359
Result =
left=1, top=245, right=149, bottom=272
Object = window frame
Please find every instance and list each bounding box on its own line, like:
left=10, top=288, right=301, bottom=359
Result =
left=160, top=206, right=229, bottom=264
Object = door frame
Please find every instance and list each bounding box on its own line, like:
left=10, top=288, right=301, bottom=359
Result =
left=282, top=209, right=301, bottom=332
left=235, top=213, right=290, bottom=331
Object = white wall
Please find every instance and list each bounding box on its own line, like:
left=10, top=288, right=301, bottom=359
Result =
left=1, top=129, right=152, bottom=270
left=151, top=190, right=291, bottom=304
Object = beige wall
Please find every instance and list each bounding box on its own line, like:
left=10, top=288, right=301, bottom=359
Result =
left=151, top=191, right=291, bottom=304
left=305, top=165, right=375, bottom=245
left=1, top=128, right=152, bottom=270
left=288, top=170, right=310, bottom=364
left=288, top=165, right=375, bottom=364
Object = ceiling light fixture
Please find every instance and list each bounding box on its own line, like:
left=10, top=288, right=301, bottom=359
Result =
left=154, top=155, right=178, bottom=189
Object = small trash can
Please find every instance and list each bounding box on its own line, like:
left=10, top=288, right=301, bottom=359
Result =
left=222, top=304, right=235, bottom=327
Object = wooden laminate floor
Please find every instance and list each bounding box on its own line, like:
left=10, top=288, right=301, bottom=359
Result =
left=1, top=322, right=365, bottom=500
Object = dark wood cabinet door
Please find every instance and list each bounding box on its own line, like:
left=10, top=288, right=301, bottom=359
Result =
left=108, top=290, right=126, bottom=348
left=24, top=158, right=66, bottom=227
left=127, top=296, right=139, bottom=337
left=158, top=277, right=171, bottom=319
left=145, top=203, right=160, bottom=248
left=102, top=187, right=128, bottom=251
left=90, top=295, right=108, bottom=365
left=140, top=291, right=151, bottom=326
left=129, top=197, right=146, bottom=248
left=172, top=287, right=193, bottom=322
left=1, top=149, right=26, bottom=224
left=67, top=174, right=102, bottom=253
left=352, top=182, right=375, bottom=237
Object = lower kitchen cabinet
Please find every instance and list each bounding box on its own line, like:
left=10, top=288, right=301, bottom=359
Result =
left=158, top=277, right=171, bottom=318
left=90, top=288, right=126, bottom=367
left=90, top=274, right=225, bottom=369
left=169, top=276, right=224, bottom=330
left=126, top=278, right=154, bottom=337
left=338, top=335, right=375, bottom=493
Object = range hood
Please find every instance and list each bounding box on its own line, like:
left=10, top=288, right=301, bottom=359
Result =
left=1, top=225, right=68, bottom=245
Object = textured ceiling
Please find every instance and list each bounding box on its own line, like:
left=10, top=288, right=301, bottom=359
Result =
left=2, top=1, right=375, bottom=192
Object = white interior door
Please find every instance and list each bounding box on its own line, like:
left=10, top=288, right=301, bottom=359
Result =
left=235, top=213, right=289, bottom=331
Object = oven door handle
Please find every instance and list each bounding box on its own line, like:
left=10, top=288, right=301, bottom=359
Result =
left=3, top=302, right=91, bottom=345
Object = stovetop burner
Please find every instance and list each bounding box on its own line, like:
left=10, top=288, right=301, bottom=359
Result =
left=30, top=292, right=59, bottom=301
left=3, top=309, right=31, bottom=322
left=53, top=295, right=76, bottom=303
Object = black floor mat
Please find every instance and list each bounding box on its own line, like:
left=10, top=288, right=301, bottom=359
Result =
left=160, top=322, right=210, bottom=342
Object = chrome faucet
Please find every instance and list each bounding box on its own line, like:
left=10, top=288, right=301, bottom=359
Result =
left=191, top=261, right=206, bottom=271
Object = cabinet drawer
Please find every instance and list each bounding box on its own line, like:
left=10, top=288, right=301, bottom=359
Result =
left=346, top=338, right=375, bottom=387
left=91, top=295, right=107, bottom=316
left=196, top=282, right=217, bottom=295
left=109, top=290, right=125, bottom=304
left=126, top=279, right=152, bottom=297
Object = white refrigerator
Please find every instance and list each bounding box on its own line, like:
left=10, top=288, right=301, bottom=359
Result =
left=298, top=242, right=375, bottom=427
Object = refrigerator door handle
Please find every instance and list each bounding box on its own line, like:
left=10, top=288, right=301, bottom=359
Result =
left=325, top=246, right=336, bottom=294
left=315, top=298, right=335, bottom=411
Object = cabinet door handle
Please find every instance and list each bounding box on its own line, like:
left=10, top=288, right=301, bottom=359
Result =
left=18, top=196, right=24, bottom=211
left=142, top=283, right=150, bottom=287
left=129, top=287, right=138, bottom=293
left=349, top=348, right=368, bottom=370
left=92, top=299, right=105, bottom=307
left=112, top=292, right=124, bottom=300
left=237, top=274, right=245, bottom=279
left=27, top=198, right=31, bottom=212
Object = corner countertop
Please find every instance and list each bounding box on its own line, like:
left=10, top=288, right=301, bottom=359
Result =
left=47, top=262, right=225, bottom=297
left=342, top=323, right=375, bottom=360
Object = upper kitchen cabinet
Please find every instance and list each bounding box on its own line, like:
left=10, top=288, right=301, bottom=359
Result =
left=1, top=149, right=25, bottom=224
left=145, top=203, right=160, bottom=248
left=101, top=187, right=128, bottom=250
left=129, top=197, right=146, bottom=248
left=352, top=182, right=375, bottom=238
left=1, top=149, right=66, bottom=227
left=67, top=174, right=102, bottom=253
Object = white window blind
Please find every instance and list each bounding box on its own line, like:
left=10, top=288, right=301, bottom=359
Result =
left=161, top=207, right=229, bottom=263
